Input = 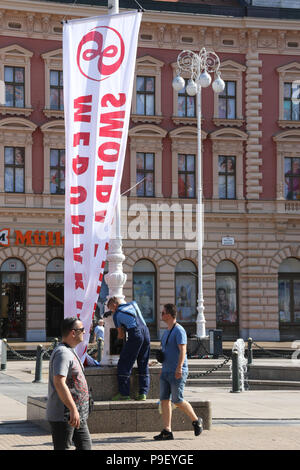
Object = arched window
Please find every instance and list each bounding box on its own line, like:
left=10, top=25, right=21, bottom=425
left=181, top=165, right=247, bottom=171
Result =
left=0, top=258, right=26, bottom=338
left=278, top=257, right=300, bottom=340
left=175, top=260, right=197, bottom=324
left=133, top=260, right=156, bottom=334
left=46, top=258, right=64, bottom=338
left=216, top=260, right=239, bottom=338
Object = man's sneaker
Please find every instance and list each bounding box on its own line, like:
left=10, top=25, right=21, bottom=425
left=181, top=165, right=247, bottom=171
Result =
left=136, top=394, right=147, bottom=401
left=111, top=393, right=131, bottom=401
left=192, top=418, right=203, bottom=436
left=153, top=429, right=174, bottom=441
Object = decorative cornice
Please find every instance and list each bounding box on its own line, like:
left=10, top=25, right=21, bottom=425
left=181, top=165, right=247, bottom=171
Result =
left=278, top=120, right=300, bottom=129
left=43, top=109, right=64, bottom=119
left=131, top=115, right=162, bottom=125
left=213, top=118, right=245, bottom=128
left=0, top=3, right=299, bottom=54
left=0, top=106, right=33, bottom=117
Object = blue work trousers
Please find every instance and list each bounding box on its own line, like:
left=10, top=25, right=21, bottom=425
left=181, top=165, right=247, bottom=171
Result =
left=118, top=325, right=150, bottom=396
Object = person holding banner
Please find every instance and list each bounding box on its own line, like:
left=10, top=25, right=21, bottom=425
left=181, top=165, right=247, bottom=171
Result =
left=46, top=317, right=92, bottom=450
left=107, top=297, right=150, bottom=401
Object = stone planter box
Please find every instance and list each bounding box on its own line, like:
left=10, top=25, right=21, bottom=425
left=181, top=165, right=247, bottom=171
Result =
left=84, top=364, right=161, bottom=401
left=27, top=364, right=211, bottom=433
left=27, top=396, right=212, bottom=434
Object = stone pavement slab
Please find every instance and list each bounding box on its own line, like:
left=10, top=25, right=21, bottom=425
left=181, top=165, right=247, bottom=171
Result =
left=0, top=421, right=300, bottom=451
left=1, top=359, right=300, bottom=451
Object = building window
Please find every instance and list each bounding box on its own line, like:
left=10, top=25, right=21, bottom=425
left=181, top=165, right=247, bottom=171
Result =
left=41, top=48, right=63, bottom=118
left=218, top=156, right=236, bottom=199
left=133, top=259, right=156, bottom=327
left=136, top=76, right=155, bottom=115
left=218, top=81, right=236, bottom=119
left=279, top=258, right=300, bottom=339
left=216, top=260, right=238, bottom=338
left=50, top=70, right=64, bottom=110
left=132, top=56, right=163, bottom=123
left=284, top=82, right=300, bottom=121
left=178, top=79, right=195, bottom=117
left=284, top=157, right=300, bottom=200
left=213, top=61, right=245, bottom=127
left=46, top=258, right=64, bottom=338
left=178, top=154, right=196, bottom=198
left=129, top=124, right=166, bottom=198
left=136, top=152, right=155, bottom=197
left=50, top=149, right=65, bottom=194
left=4, top=147, right=25, bottom=193
left=175, top=260, right=197, bottom=323
left=4, top=66, right=25, bottom=108
left=0, top=258, right=26, bottom=339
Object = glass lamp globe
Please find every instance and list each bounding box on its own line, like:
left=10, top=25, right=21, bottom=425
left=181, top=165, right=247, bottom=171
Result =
left=198, top=71, right=211, bottom=88
left=172, top=75, right=185, bottom=92
left=212, top=76, right=225, bottom=94
left=186, top=79, right=197, bottom=96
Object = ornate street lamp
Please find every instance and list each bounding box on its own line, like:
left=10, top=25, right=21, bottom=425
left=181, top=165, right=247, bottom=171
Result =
left=172, top=47, right=225, bottom=338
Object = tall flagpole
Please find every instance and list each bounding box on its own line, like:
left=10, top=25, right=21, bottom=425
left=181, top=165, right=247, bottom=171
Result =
left=108, top=0, right=119, bottom=14
left=105, top=0, right=126, bottom=302
left=102, top=0, right=127, bottom=365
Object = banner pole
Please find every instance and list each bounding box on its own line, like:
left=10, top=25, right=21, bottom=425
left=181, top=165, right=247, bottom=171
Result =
left=108, top=0, right=119, bottom=14
left=101, top=0, right=127, bottom=366
left=105, top=0, right=126, bottom=303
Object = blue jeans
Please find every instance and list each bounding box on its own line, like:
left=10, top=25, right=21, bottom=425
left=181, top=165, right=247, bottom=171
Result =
left=118, top=325, right=150, bottom=396
left=49, top=420, right=92, bottom=450
left=159, top=370, right=188, bottom=404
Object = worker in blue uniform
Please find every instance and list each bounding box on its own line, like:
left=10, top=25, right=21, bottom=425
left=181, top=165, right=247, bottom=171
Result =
left=107, top=296, right=150, bottom=401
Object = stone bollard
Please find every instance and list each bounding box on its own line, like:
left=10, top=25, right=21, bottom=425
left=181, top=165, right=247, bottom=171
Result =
left=247, top=337, right=253, bottom=366
left=231, top=351, right=240, bottom=393
left=33, top=345, right=44, bottom=383
left=1, top=339, right=7, bottom=371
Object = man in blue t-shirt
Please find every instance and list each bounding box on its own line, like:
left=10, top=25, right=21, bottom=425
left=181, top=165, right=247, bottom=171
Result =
left=107, top=296, right=150, bottom=401
left=154, top=303, right=203, bottom=441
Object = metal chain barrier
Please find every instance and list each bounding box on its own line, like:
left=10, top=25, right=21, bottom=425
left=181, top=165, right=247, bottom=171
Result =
left=3, top=338, right=98, bottom=361
left=5, top=339, right=58, bottom=361
left=6, top=342, right=38, bottom=361
left=187, top=355, right=231, bottom=379
left=186, top=337, right=231, bottom=378
left=251, top=340, right=292, bottom=359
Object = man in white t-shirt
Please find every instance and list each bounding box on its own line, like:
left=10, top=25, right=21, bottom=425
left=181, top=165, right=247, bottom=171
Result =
left=94, top=318, right=104, bottom=342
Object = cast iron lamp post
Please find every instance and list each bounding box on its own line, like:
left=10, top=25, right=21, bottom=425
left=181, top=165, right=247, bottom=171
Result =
left=172, top=48, right=225, bottom=338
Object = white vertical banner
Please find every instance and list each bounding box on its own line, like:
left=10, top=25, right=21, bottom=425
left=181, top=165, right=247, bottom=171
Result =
left=63, top=11, right=142, bottom=360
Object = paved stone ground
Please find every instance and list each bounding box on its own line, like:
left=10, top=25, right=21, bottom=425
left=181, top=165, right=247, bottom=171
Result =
left=1, top=420, right=300, bottom=451
left=1, top=359, right=300, bottom=451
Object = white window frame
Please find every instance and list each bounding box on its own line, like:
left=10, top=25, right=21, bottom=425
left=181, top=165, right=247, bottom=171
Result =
left=40, top=120, right=65, bottom=208
left=209, top=128, right=247, bottom=201
left=213, top=60, right=245, bottom=128
left=0, top=44, right=33, bottom=116
left=273, top=129, right=300, bottom=203
left=169, top=126, right=207, bottom=199
left=41, top=48, right=64, bottom=119
left=0, top=117, right=37, bottom=206
left=131, top=56, right=164, bottom=124
left=171, top=61, right=197, bottom=126
left=128, top=124, right=167, bottom=198
left=277, top=62, right=300, bottom=129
